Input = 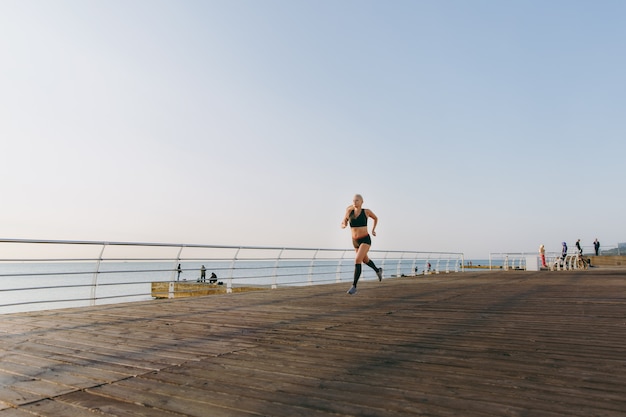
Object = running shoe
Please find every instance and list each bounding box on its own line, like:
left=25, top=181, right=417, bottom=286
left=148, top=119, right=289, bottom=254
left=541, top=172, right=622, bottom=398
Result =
left=347, top=286, right=357, bottom=295
left=377, top=268, right=383, bottom=282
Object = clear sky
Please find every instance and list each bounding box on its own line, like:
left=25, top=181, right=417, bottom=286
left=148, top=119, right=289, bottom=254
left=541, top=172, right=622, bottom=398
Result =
left=1, top=0, right=624, bottom=258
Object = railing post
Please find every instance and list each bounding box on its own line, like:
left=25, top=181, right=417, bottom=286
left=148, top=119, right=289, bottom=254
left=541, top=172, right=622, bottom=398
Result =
left=381, top=251, right=388, bottom=275
left=308, top=249, right=319, bottom=286
left=228, top=248, right=241, bottom=294
left=172, top=245, right=184, bottom=282
left=90, top=243, right=107, bottom=306
left=272, top=249, right=284, bottom=289
left=336, top=250, right=346, bottom=283
left=396, top=253, right=403, bottom=278
left=169, top=245, right=185, bottom=298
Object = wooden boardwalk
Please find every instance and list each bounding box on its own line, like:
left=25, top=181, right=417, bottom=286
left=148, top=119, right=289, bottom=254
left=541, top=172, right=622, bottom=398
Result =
left=1, top=269, right=625, bottom=416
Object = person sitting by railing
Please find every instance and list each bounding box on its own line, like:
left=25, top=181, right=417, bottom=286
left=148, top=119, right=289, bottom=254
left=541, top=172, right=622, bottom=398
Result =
left=209, top=272, right=218, bottom=284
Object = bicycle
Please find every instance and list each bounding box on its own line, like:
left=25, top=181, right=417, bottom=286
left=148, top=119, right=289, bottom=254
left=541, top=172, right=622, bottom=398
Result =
left=576, top=252, right=589, bottom=270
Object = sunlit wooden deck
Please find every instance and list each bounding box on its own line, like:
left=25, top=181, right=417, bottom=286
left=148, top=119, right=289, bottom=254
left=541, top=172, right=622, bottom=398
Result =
left=1, top=269, right=625, bottom=416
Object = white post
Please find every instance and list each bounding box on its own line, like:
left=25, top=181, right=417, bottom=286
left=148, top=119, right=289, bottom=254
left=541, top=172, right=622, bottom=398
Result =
left=336, top=251, right=346, bottom=283
left=272, top=249, right=284, bottom=289
left=172, top=245, right=184, bottom=281
left=308, top=249, right=319, bottom=286
left=227, top=248, right=240, bottom=293
left=90, top=243, right=107, bottom=306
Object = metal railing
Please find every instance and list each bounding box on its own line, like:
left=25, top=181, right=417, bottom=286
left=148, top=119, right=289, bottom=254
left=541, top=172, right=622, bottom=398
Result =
left=490, top=245, right=623, bottom=264
left=0, top=239, right=464, bottom=315
left=553, top=244, right=622, bottom=257
left=489, top=251, right=600, bottom=271
left=597, top=244, right=623, bottom=256
left=489, top=252, right=530, bottom=270
left=547, top=252, right=592, bottom=271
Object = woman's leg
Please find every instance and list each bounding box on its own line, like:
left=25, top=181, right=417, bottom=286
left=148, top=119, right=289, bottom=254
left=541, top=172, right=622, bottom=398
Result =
left=355, top=244, right=370, bottom=264
left=362, top=253, right=383, bottom=281
left=363, top=255, right=379, bottom=272
left=349, top=244, right=383, bottom=294
left=352, top=264, right=362, bottom=287
left=352, top=244, right=369, bottom=286
left=354, top=244, right=384, bottom=285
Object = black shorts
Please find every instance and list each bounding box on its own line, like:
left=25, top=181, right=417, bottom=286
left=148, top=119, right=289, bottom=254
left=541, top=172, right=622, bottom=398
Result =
left=352, top=234, right=372, bottom=249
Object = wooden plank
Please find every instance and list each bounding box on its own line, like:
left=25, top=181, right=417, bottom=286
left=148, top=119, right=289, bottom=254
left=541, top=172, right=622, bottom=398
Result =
left=0, top=385, right=43, bottom=407
left=0, top=361, right=99, bottom=390
left=58, top=391, right=181, bottom=417
left=0, top=408, right=35, bottom=416
left=0, top=357, right=129, bottom=386
left=18, top=398, right=119, bottom=417
left=89, top=379, right=325, bottom=417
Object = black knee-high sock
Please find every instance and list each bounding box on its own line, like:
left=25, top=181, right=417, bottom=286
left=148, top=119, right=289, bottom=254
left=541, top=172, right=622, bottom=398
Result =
left=366, top=259, right=379, bottom=272
left=353, top=264, right=362, bottom=287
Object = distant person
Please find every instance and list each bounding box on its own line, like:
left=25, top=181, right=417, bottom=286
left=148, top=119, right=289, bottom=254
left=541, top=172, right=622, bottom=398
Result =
left=576, top=239, right=583, bottom=255
left=561, top=242, right=568, bottom=266
left=176, top=264, right=182, bottom=281
left=209, top=272, right=218, bottom=284
left=341, top=194, right=383, bottom=295
left=200, top=265, right=206, bottom=282
left=593, top=238, right=600, bottom=256
left=539, top=244, right=547, bottom=268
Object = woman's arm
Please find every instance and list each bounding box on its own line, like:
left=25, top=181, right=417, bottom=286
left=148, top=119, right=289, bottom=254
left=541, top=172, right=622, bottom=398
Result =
left=366, top=209, right=378, bottom=236
left=341, top=206, right=354, bottom=229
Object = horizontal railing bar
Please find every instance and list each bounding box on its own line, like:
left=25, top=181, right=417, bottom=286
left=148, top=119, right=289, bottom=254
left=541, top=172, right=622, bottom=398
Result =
left=0, top=284, right=96, bottom=293
left=0, top=238, right=463, bottom=256
left=0, top=257, right=237, bottom=262
left=0, top=268, right=174, bottom=278
left=0, top=271, right=95, bottom=278
left=0, top=292, right=151, bottom=309
left=0, top=259, right=100, bottom=262
left=5, top=271, right=377, bottom=284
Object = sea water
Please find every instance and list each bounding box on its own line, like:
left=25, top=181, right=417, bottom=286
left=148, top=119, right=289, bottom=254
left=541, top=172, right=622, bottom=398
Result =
left=0, top=257, right=469, bottom=315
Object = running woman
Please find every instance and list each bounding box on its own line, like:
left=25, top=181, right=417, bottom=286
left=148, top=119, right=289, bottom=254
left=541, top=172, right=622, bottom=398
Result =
left=341, top=194, right=383, bottom=295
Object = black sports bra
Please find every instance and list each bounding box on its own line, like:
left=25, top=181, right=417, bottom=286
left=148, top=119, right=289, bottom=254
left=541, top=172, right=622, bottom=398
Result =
left=349, top=209, right=368, bottom=228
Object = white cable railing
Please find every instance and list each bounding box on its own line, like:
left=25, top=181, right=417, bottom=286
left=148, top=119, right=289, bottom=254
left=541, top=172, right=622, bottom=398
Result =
left=489, top=251, right=596, bottom=271
left=0, top=239, right=464, bottom=315
left=490, top=244, right=622, bottom=270
left=547, top=252, right=592, bottom=271
left=489, top=252, right=530, bottom=270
